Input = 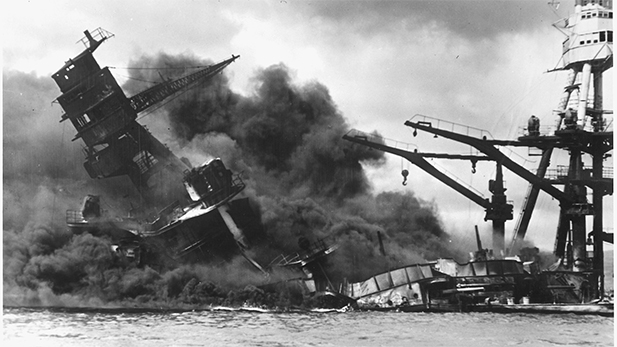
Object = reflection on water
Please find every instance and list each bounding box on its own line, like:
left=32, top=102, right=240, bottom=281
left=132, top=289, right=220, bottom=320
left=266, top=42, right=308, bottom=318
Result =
left=3, top=307, right=614, bottom=347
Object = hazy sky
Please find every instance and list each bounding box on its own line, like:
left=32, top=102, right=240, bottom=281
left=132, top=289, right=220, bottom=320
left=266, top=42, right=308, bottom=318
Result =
left=3, top=0, right=613, bottom=251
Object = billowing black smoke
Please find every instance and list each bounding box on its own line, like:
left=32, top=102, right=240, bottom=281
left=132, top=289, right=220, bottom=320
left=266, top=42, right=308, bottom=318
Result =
left=4, top=53, right=462, bottom=308
left=126, top=53, right=461, bottom=281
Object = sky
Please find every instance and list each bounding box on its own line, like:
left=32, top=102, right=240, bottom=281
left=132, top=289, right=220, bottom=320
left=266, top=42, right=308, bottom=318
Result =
left=3, top=0, right=613, bottom=252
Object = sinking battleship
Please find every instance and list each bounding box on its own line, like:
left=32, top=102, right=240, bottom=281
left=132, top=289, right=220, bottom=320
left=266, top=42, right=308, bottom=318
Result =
left=51, top=27, right=359, bottom=308
left=339, top=0, right=613, bottom=315
left=52, top=0, right=613, bottom=314
left=52, top=28, right=264, bottom=270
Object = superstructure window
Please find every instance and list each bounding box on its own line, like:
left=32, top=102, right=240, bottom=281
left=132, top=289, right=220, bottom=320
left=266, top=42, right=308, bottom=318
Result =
left=74, top=114, right=91, bottom=128
left=600, top=31, right=606, bottom=41
left=608, top=31, right=613, bottom=42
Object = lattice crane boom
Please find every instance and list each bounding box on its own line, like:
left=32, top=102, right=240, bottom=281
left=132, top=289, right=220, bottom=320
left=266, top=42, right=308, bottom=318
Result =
left=128, top=55, right=239, bottom=114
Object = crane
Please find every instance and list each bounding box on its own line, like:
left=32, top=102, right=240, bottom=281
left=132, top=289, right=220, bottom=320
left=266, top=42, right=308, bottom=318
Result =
left=342, top=129, right=513, bottom=255
left=128, top=54, right=239, bottom=114
left=404, top=112, right=611, bottom=299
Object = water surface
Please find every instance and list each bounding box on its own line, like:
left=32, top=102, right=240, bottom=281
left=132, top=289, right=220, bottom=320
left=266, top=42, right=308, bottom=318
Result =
left=3, top=307, right=614, bottom=347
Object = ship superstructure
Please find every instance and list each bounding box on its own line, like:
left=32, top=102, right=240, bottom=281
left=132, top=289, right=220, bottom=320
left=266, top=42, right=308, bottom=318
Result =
left=343, top=0, right=613, bottom=310
left=52, top=28, right=239, bottom=210
left=52, top=29, right=263, bottom=268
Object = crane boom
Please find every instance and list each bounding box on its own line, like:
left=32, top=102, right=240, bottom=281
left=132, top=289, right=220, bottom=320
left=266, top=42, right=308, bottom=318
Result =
left=343, top=129, right=514, bottom=254
left=128, top=55, right=239, bottom=114
left=342, top=130, right=492, bottom=209
left=404, top=118, right=573, bottom=204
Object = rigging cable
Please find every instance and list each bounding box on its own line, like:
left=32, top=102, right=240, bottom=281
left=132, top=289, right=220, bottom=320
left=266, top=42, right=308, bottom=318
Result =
left=112, top=73, right=160, bottom=85
left=109, top=65, right=213, bottom=70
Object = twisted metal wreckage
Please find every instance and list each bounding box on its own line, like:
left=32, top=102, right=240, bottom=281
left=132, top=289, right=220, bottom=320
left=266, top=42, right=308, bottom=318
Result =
left=53, top=0, right=613, bottom=315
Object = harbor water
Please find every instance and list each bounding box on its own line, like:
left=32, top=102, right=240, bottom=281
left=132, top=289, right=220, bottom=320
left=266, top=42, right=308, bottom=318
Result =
left=3, top=307, right=614, bottom=347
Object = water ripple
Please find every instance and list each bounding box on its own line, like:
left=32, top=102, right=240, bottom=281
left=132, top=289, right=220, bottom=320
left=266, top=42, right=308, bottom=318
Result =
left=3, top=307, right=613, bottom=347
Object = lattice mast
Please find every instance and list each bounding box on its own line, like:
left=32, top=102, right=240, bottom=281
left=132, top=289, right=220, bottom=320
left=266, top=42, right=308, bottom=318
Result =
left=547, top=0, right=613, bottom=293
left=52, top=29, right=239, bottom=211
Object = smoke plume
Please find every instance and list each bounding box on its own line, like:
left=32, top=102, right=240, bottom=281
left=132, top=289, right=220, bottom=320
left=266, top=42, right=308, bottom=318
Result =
left=4, top=53, right=462, bottom=308
left=126, top=53, right=463, bottom=280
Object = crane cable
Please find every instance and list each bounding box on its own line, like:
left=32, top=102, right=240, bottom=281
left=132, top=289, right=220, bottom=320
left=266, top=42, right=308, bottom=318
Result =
left=109, top=65, right=212, bottom=70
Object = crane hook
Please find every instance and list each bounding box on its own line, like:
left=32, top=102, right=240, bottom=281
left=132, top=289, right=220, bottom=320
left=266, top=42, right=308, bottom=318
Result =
left=413, top=129, right=418, bottom=137
left=471, top=160, right=477, bottom=174
left=401, top=169, right=409, bottom=186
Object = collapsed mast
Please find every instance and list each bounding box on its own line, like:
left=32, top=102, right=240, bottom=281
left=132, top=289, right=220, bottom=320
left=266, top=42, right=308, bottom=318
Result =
left=52, top=28, right=239, bottom=212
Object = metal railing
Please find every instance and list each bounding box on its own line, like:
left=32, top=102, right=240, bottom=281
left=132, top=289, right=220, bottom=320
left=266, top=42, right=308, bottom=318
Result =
left=78, top=27, right=115, bottom=48
left=409, top=114, right=495, bottom=140
left=543, top=165, right=613, bottom=180
left=408, top=114, right=535, bottom=165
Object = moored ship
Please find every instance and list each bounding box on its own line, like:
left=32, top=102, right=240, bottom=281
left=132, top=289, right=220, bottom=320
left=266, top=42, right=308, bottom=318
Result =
left=342, top=0, right=613, bottom=315
left=49, top=0, right=613, bottom=315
